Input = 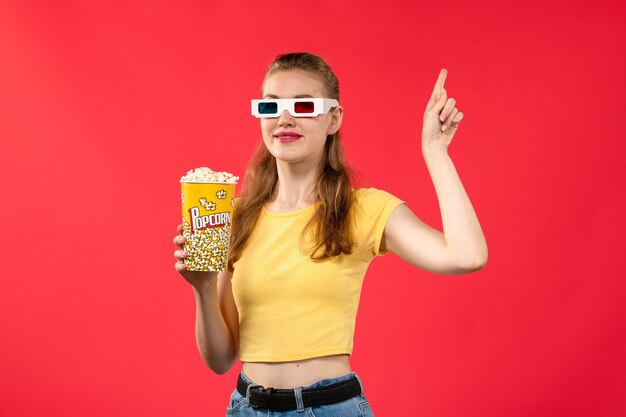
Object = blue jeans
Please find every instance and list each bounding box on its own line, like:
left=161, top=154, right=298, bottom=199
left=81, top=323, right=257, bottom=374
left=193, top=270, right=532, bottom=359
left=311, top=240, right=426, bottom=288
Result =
left=225, top=370, right=375, bottom=416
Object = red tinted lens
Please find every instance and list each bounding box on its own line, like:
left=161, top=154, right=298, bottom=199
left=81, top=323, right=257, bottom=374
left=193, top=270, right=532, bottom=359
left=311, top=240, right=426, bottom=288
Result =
left=294, top=101, right=315, bottom=114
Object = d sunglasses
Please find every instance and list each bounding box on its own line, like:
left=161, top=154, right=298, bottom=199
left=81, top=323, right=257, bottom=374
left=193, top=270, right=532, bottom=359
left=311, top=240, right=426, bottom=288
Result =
left=251, top=98, right=339, bottom=118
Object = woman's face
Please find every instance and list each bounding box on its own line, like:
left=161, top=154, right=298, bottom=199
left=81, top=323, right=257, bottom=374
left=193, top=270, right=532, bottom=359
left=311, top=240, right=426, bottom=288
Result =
left=260, top=70, right=343, bottom=167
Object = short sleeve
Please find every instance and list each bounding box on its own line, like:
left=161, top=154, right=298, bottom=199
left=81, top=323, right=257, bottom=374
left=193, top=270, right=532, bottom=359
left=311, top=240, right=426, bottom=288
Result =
left=353, top=188, right=406, bottom=257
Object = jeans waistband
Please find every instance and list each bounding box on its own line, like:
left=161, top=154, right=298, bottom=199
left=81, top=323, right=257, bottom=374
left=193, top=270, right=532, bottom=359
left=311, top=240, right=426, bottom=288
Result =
left=237, top=370, right=364, bottom=412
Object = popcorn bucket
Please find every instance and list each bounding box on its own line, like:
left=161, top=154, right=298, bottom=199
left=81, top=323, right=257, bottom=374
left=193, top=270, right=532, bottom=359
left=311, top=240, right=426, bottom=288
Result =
left=180, top=179, right=237, bottom=271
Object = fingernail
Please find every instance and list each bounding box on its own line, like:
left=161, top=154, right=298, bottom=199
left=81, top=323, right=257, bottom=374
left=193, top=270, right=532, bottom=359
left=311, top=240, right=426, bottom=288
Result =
left=440, top=114, right=446, bottom=122
left=442, top=124, right=447, bottom=131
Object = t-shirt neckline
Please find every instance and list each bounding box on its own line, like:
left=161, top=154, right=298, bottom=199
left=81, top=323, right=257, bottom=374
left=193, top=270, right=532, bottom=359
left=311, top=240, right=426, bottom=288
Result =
left=262, top=202, right=317, bottom=218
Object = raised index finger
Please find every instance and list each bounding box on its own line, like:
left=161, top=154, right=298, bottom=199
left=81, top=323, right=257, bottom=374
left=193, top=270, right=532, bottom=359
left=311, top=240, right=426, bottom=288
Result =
left=430, top=68, right=447, bottom=98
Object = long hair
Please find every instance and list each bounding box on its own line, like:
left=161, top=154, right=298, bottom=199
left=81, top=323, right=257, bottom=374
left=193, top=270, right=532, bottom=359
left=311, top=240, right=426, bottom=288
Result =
left=228, top=52, right=355, bottom=271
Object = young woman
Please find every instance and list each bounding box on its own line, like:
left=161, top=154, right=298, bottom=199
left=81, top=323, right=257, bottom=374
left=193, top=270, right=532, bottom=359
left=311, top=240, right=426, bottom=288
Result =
left=173, top=52, right=487, bottom=416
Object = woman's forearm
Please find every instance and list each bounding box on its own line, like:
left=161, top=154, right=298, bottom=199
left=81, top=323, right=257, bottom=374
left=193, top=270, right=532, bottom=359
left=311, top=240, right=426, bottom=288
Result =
left=422, top=143, right=488, bottom=268
left=193, top=280, right=238, bottom=375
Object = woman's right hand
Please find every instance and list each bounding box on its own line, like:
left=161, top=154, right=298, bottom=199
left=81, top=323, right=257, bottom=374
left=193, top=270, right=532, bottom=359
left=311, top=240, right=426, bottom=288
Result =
left=173, top=224, right=218, bottom=288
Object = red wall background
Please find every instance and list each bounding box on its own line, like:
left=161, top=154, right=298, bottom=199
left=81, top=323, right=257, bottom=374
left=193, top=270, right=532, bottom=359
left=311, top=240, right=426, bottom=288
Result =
left=1, top=1, right=624, bottom=416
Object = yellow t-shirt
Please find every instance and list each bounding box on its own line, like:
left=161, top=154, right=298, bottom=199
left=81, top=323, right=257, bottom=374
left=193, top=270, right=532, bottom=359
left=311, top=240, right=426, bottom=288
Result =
left=231, top=188, right=405, bottom=362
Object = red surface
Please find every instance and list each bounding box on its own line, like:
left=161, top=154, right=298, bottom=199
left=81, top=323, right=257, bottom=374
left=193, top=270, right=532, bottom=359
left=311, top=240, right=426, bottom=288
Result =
left=1, top=1, right=625, bottom=416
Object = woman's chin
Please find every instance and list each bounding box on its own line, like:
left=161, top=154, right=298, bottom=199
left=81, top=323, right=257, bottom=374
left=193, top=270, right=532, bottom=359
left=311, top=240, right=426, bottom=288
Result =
left=271, top=150, right=316, bottom=166
left=274, top=154, right=305, bottom=164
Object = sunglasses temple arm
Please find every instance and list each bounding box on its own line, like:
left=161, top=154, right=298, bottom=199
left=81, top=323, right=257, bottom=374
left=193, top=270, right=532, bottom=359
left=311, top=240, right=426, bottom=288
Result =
left=324, top=99, right=339, bottom=113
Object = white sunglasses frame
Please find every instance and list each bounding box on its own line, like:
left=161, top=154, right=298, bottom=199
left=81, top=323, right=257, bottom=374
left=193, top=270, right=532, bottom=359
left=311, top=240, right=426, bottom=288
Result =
left=251, top=98, right=339, bottom=118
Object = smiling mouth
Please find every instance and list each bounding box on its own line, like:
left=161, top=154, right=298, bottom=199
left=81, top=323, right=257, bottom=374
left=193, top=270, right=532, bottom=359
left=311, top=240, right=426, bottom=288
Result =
left=274, top=134, right=302, bottom=143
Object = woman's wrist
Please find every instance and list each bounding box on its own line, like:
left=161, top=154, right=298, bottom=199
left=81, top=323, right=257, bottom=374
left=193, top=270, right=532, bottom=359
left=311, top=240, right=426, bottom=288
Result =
left=422, top=140, right=449, bottom=162
left=189, top=272, right=219, bottom=294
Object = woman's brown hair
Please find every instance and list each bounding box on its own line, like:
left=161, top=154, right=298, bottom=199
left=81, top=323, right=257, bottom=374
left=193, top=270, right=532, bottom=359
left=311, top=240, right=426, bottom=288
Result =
left=228, top=52, right=355, bottom=271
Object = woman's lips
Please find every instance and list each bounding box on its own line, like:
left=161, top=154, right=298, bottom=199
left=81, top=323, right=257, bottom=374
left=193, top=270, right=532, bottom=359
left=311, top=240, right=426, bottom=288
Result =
left=274, top=133, right=302, bottom=143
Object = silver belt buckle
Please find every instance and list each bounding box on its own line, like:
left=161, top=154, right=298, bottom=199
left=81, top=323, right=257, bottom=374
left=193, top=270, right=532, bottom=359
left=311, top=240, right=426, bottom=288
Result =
left=246, top=384, right=265, bottom=409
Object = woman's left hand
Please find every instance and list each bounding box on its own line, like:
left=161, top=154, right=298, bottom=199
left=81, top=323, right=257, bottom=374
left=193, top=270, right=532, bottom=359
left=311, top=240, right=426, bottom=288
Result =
left=422, top=68, right=463, bottom=152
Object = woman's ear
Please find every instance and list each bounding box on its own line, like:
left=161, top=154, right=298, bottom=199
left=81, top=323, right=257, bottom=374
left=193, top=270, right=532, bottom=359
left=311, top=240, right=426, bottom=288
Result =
left=326, top=105, right=343, bottom=135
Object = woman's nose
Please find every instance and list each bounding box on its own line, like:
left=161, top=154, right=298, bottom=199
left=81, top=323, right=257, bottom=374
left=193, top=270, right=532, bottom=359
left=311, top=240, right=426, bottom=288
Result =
left=277, top=110, right=295, bottom=126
